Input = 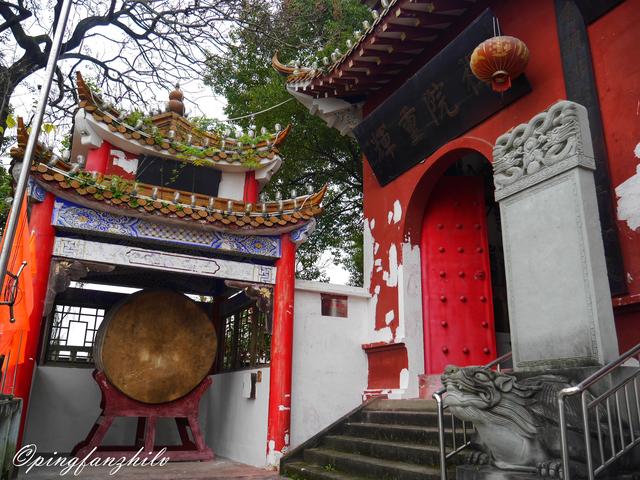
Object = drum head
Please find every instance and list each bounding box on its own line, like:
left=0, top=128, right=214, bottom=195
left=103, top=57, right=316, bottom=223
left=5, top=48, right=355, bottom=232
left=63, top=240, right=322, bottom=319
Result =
left=94, top=289, right=217, bottom=404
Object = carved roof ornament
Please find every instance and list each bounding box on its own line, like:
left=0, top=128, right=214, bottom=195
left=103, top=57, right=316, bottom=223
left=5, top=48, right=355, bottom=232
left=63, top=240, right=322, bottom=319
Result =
left=492, top=100, right=595, bottom=201
left=167, top=83, right=185, bottom=116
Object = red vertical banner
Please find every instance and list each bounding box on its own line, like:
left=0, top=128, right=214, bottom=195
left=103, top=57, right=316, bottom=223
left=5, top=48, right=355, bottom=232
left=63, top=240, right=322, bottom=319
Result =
left=266, top=234, right=295, bottom=468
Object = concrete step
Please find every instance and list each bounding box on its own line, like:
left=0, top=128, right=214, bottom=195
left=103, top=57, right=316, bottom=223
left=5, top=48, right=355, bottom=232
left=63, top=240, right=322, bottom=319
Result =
left=366, top=399, right=437, bottom=411
left=303, top=448, right=441, bottom=480
left=282, top=461, right=369, bottom=480
left=357, top=409, right=440, bottom=427
left=322, top=434, right=441, bottom=465
left=342, top=422, right=464, bottom=446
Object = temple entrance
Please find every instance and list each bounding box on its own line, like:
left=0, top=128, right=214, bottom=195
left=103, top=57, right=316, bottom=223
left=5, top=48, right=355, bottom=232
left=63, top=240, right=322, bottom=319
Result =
left=420, top=153, right=509, bottom=374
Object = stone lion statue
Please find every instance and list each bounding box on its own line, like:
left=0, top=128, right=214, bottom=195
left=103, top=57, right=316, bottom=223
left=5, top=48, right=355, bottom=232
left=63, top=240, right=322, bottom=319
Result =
left=442, top=365, right=589, bottom=478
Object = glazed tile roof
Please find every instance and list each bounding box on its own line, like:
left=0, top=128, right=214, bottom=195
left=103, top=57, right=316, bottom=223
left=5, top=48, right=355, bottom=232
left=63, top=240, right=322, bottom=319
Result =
left=11, top=121, right=325, bottom=234
left=273, top=0, right=484, bottom=100
left=31, top=161, right=325, bottom=231
left=76, top=72, right=291, bottom=170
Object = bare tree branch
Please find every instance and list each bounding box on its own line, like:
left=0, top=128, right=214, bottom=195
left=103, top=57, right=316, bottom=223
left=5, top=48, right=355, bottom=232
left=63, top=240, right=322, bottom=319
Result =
left=0, top=0, right=269, bottom=142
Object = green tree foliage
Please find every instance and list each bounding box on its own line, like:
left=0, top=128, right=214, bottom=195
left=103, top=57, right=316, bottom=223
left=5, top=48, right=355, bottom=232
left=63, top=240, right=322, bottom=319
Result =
left=0, top=164, right=12, bottom=231
left=205, top=0, right=370, bottom=285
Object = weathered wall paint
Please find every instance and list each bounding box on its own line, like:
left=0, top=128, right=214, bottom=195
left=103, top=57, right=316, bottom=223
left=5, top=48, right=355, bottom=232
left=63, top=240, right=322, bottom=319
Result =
left=588, top=0, right=640, bottom=343
left=589, top=0, right=640, bottom=300
left=364, top=343, right=408, bottom=391
left=361, top=0, right=568, bottom=392
left=616, top=156, right=640, bottom=232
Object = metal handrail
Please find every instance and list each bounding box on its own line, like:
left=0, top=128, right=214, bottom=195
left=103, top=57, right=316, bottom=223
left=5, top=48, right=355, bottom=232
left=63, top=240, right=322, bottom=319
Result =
left=433, top=351, right=513, bottom=480
left=0, top=261, right=27, bottom=323
left=559, top=343, right=640, bottom=479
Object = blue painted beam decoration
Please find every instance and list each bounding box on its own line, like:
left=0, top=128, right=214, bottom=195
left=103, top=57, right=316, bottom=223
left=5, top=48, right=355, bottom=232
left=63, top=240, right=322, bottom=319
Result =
left=51, top=199, right=282, bottom=258
left=354, top=9, right=532, bottom=186
left=27, top=177, right=47, bottom=202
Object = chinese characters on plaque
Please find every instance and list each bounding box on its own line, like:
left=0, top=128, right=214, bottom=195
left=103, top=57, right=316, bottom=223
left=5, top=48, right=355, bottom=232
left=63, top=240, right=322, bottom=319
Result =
left=354, top=9, right=532, bottom=185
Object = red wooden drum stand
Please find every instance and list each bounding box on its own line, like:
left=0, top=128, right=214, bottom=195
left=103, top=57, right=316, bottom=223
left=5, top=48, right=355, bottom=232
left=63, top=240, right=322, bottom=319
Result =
left=73, top=370, right=214, bottom=462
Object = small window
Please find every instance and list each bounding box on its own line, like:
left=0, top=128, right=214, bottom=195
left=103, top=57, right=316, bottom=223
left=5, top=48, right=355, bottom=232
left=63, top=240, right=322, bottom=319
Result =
left=221, top=304, right=270, bottom=372
left=321, top=294, right=348, bottom=318
left=46, top=304, right=105, bottom=364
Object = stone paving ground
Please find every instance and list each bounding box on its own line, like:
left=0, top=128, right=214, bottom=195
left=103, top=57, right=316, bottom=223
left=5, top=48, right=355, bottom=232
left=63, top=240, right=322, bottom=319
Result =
left=17, top=458, right=281, bottom=480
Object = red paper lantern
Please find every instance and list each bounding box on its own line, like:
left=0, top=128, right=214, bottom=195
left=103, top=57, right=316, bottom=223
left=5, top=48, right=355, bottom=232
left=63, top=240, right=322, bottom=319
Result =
left=470, top=36, right=529, bottom=92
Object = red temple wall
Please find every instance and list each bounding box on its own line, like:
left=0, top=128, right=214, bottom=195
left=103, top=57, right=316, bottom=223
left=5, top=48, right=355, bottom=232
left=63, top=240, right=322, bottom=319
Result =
left=360, top=0, right=640, bottom=389
left=0, top=194, right=55, bottom=443
left=588, top=0, right=640, bottom=339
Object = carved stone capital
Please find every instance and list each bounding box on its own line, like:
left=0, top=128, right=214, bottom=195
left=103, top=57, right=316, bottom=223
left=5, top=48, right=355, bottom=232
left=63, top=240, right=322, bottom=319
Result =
left=492, top=100, right=595, bottom=201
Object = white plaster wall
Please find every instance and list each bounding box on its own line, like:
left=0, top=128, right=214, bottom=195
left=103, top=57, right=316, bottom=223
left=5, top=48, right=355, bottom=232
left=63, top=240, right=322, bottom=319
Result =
left=204, top=368, right=270, bottom=467
left=24, top=366, right=106, bottom=452
left=290, top=281, right=369, bottom=447
left=23, top=366, right=194, bottom=453
left=217, top=172, right=246, bottom=201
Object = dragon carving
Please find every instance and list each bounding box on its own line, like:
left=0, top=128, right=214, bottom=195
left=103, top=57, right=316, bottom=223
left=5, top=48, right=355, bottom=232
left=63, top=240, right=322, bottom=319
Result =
left=492, top=101, right=583, bottom=191
left=442, top=365, right=589, bottom=478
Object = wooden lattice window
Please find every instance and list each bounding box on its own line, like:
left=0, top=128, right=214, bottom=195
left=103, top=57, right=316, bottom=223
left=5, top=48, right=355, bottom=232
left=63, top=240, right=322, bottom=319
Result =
left=46, top=304, right=105, bottom=364
left=222, top=304, right=270, bottom=372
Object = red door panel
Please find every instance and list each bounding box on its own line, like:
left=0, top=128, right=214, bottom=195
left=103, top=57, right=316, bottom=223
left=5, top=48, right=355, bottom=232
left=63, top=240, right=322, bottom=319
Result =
left=421, top=176, right=496, bottom=374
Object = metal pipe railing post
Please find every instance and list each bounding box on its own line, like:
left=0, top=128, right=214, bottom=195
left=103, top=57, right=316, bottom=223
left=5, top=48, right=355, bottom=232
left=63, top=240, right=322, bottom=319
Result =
left=558, top=391, right=573, bottom=480
left=0, top=0, right=74, bottom=291
left=433, top=352, right=513, bottom=479
left=433, top=390, right=447, bottom=480
left=581, top=391, right=594, bottom=480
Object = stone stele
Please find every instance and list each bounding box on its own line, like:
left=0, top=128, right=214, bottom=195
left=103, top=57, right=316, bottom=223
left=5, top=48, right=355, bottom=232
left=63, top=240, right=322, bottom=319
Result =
left=493, top=100, right=618, bottom=371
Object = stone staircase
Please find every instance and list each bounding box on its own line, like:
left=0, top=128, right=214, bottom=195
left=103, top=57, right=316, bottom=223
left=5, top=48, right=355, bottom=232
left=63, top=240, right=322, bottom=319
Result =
left=281, top=398, right=459, bottom=480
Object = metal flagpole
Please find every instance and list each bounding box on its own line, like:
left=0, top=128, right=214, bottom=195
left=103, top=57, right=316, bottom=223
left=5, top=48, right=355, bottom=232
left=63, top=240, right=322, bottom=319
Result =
left=0, top=0, right=74, bottom=293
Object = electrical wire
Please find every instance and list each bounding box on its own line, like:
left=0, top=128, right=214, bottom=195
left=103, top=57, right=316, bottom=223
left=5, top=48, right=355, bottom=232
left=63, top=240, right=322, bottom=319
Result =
left=225, top=98, right=293, bottom=123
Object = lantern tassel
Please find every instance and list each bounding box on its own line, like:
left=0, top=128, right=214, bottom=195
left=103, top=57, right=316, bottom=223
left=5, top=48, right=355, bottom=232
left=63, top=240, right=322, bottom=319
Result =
left=491, top=72, right=512, bottom=93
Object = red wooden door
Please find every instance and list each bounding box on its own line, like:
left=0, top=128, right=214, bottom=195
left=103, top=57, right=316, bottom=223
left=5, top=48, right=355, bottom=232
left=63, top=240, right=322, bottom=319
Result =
left=420, top=176, right=497, bottom=374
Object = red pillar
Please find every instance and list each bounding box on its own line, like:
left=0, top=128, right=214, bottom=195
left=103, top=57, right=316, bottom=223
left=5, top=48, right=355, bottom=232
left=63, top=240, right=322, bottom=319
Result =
left=0, top=192, right=55, bottom=444
left=28, top=193, right=56, bottom=322
left=85, top=142, right=110, bottom=174
left=266, top=234, right=295, bottom=468
left=18, top=193, right=55, bottom=444
left=243, top=171, right=259, bottom=204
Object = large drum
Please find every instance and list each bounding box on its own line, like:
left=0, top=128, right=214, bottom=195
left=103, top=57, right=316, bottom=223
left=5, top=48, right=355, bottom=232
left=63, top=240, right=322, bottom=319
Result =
left=94, top=289, right=217, bottom=404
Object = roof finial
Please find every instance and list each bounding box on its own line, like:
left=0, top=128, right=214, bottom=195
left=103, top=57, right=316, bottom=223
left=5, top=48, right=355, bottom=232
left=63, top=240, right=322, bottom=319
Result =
left=167, top=82, right=185, bottom=116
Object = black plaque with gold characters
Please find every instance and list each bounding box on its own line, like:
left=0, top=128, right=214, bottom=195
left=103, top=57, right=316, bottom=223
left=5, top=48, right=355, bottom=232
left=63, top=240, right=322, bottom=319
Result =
left=354, top=9, right=532, bottom=186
